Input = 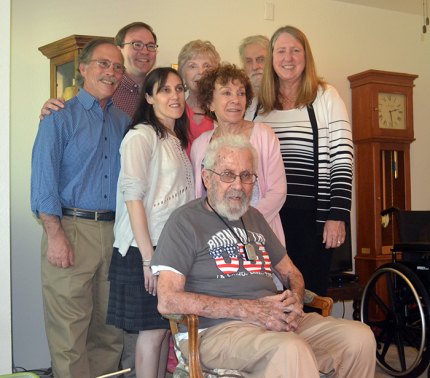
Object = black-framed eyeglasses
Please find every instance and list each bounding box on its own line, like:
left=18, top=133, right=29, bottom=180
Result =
left=122, top=41, right=158, bottom=52
left=207, top=169, right=257, bottom=184
left=88, top=59, right=126, bottom=74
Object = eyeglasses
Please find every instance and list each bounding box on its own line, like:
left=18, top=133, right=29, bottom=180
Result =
left=206, top=169, right=257, bottom=184
left=88, top=59, right=126, bottom=74
left=122, top=41, right=158, bottom=52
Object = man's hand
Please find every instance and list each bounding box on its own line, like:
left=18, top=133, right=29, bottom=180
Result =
left=46, top=231, right=74, bottom=268
left=40, top=214, right=74, bottom=268
left=251, top=290, right=304, bottom=332
left=323, top=220, right=346, bottom=249
left=39, top=98, right=65, bottom=120
left=157, top=271, right=304, bottom=332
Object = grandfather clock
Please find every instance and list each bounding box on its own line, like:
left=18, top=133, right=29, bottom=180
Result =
left=347, top=70, right=418, bottom=285
left=39, top=34, right=113, bottom=99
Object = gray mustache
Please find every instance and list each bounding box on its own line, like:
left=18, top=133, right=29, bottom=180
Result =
left=100, top=77, right=118, bottom=84
left=226, top=189, right=246, bottom=199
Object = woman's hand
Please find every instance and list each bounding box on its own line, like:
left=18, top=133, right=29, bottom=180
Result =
left=323, top=220, right=346, bottom=249
left=143, top=266, right=158, bottom=296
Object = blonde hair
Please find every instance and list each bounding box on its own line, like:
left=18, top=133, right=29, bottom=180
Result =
left=258, top=25, right=326, bottom=113
left=177, top=40, right=221, bottom=78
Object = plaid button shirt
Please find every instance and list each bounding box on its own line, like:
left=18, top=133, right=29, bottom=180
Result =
left=112, top=74, right=141, bottom=117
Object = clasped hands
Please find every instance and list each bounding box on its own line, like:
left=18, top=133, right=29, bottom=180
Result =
left=253, top=289, right=304, bottom=332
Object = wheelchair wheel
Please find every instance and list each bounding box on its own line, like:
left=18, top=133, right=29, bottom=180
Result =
left=361, top=263, right=430, bottom=377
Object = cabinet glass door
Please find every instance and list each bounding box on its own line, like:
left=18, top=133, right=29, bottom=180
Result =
left=56, top=61, right=75, bottom=98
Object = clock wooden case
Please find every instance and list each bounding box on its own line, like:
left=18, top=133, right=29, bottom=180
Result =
left=39, top=34, right=113, bottom=99
left=348, top=70, right=416, bottom=143
left=347, top=70, right=418, bottom=285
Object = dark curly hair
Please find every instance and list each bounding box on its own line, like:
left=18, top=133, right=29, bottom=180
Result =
left=196, top=63, right=254, bottom=121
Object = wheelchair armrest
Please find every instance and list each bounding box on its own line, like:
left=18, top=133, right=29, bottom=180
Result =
left=393, top=242, right=430, bottom=252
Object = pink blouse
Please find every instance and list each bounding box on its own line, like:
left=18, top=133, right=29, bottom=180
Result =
left=185, top=104, right=214, bottom=157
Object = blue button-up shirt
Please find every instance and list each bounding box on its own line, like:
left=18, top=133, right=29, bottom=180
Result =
left=31, top=89, right=130, bottom=217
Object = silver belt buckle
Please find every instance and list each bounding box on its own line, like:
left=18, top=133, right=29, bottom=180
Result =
left=94, top=211, right=100, bottom=221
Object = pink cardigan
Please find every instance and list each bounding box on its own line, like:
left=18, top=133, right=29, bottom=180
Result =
left=190, top=122, right=287, bottom=245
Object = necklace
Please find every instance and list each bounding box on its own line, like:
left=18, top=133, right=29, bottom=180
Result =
left=205, top=198, right=257, bottom=262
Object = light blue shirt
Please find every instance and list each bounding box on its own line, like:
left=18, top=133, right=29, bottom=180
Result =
left=31, top=89, right=130, bottom=217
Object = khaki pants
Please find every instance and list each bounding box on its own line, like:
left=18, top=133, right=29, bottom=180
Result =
left=41, top=216, right=123, bottom=378
left=181, top=313, right=376, bottom=378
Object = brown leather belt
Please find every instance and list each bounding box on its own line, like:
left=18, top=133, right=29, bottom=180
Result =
left=62, top=207, right=115, bottom=222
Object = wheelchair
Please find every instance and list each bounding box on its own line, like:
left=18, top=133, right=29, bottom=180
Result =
left=360, top=208, right=430, bottom=377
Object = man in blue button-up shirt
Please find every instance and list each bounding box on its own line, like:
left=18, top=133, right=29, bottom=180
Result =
left=31, top=39, right=130, bottom=378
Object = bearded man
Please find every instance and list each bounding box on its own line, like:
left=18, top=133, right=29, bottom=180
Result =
left=152, top=134, right=376, bottom=377
left=239, top=35, right=269, bottom=96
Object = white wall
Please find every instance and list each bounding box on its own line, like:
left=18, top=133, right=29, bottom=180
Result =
left=10, top=0, right=430, bottom=369
left=0, top=0, right=12, bottom=374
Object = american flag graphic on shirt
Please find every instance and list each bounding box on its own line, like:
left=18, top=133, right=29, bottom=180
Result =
left=208, top=227, right=272, bottom=278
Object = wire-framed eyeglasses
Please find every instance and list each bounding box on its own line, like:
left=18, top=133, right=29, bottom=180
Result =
left=206, top=169, right=257, bottom=184
left=88, top=59, right=126, bottom=74
left=122, top=41, right=158, bottom=52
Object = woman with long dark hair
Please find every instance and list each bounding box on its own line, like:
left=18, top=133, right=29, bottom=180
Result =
left=107, top=67, right=194, bottom=377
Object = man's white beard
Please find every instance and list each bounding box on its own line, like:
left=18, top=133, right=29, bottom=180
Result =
left=250, top=71, right=263, bottom=94
left=209, top=188, right=250, bottom=221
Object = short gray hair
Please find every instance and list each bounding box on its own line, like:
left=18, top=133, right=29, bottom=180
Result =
left=204, top=134, right=258, bottom=172
left=238, top=35, right=270, bottom=65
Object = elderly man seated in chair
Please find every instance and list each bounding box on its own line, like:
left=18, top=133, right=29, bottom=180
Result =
left=152, top=135, right=376, bottom=377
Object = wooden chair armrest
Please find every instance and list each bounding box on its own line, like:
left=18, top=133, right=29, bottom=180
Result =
left=164, top=314, right=203, bottom=378
left=304, top=289, right=334, bottom=317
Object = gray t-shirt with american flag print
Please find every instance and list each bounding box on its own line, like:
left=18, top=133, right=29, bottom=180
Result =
left=152, top=197, right=287, bottom=329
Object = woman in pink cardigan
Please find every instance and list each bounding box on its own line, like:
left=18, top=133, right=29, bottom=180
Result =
left=190, top=63, right=287, bottom=247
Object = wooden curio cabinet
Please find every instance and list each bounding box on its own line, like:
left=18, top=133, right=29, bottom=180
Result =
left=39, top=34, right=113, bottom=99
left=347, top=70, right=418, bottom=285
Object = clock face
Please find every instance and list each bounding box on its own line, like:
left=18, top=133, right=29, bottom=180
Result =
left=378, top=93, right=406, bottom=129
